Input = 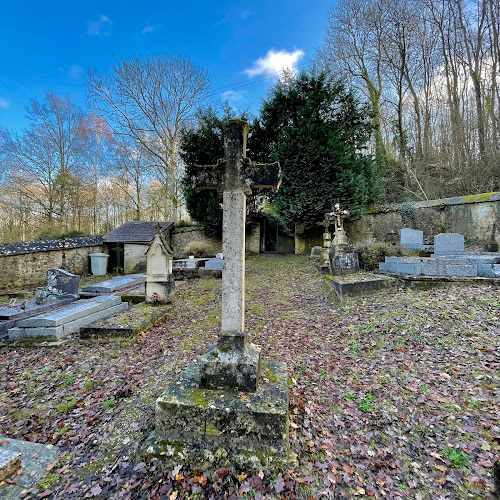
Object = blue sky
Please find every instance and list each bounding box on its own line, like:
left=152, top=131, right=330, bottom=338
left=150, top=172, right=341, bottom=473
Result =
left=0, top=1, right=332, bottom=131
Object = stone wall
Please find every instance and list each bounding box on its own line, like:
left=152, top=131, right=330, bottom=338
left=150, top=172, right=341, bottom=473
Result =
left=171, top=225, right=262, bottom=258
left=346, top=192, right=500, bottom=246
left=246, top=222, right=261, bottom=254
left=0, top=237, right=104, bottom=290
left=171, top=227, right=222, bottom=259
left=124, top=244, right=148, bottom=274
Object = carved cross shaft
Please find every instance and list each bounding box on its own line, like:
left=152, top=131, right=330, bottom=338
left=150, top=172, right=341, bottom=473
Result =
left=191, top=120, right=280, bottom=392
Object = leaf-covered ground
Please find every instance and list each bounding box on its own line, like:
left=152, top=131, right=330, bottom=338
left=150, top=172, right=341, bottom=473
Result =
left=0, top=255, right=498, bottom=499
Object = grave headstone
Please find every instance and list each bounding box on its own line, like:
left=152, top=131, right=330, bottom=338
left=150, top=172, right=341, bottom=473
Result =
left=155, top=120, right=288, bottom=456
left=400, top=228, right=423, bottom=250
left=46, top=269, right=80, bottom=298
left=434, top=233, right=464, bottom=255
left=145, top=229, right=174, bottom=304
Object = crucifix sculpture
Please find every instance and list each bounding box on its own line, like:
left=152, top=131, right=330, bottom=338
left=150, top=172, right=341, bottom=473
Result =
left=191, top=119, right=281, bottom=392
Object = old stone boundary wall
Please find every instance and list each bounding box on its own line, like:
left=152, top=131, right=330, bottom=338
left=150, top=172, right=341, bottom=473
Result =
left=346, top=192, right=500, bottom=246
left=171, top=225, right=261, bottom=258
left=0, top=237, right=103, bottom=291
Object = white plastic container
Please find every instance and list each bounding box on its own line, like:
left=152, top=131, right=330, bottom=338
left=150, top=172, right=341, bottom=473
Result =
left=89, top=253, right=109, bottom=276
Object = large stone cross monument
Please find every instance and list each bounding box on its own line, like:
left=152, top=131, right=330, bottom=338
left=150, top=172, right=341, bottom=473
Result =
left=191, top=119, right=281, bottom=391
left=154, top=120, right=288, bottom=458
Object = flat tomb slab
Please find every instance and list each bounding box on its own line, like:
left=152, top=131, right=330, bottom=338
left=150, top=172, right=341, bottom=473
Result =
left=80, top=303, right=171, bottom=339
left=326, top=273, right=396, bottom=301
left=0, top=297, right=75, bottom=321
left=17, top=295, right=121, bottom=327
left=0, top=448, right=21, bottom=481
left=8, top=302, right=128, bottom=340
left=0, top=437, right=58, bottom=498
left=155, top=360, right=288, bottom=453
left=81, top=274, right=146, bottom=293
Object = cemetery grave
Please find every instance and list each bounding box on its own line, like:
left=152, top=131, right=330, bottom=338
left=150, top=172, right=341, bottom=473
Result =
left=380, top=231, right=500, bottom=280
left=319, top=205, right=395, bottom=301
left=0, top=254, right=498, bottom=499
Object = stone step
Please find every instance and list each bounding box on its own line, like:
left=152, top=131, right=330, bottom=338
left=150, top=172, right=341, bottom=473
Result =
left=17, top=295, right=121, bottom=327
left=81, top=274, right=146, bottom=293
left=8, top=302, right=128, bottom=340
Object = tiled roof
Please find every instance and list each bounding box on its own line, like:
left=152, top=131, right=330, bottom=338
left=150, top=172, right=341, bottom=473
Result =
left=103, top=221, right=173, bottom=243
left=0, top=236, right=103, bottom=256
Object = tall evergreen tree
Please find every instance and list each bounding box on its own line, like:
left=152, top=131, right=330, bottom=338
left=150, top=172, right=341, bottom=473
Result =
left=259, top=72, right=378, bottom=232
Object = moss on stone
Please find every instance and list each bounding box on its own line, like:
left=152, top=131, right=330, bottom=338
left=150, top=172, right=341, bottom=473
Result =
left=206, top=423, right=221, bottom=435
left=186, top=387, right=215, bottom=407
left=460, top=192, right=498, bottom=204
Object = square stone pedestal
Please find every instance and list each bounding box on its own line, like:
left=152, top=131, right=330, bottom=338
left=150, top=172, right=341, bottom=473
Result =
left=198, top=335, right=261, bottom=392
left=155, top=360, right=288, bottom=454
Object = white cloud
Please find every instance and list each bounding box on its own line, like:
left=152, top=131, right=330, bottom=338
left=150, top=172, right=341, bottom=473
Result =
left=68, top=65, right=83, bottom=79
left=0, top=98, right=8, bottom=109
left=244, top=49, right=305, bottom=78
left=222, top=90, right=247, bottom=106
left=88, top=15, right=112, bottom=36
left=141, top=24, right=156, bottom=35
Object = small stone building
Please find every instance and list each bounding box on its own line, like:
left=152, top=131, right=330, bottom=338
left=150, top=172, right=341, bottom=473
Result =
left=103, top=221, right=174, bottom=274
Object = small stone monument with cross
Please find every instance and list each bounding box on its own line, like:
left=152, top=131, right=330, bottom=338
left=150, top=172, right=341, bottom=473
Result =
left=328, top=202, right=359, bottom=275
left=145, top=223, right=174, bottom=304
left=154, top=120, right=289, bottom=458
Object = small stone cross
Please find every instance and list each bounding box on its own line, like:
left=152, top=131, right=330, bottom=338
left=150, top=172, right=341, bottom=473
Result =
left=191, top=120, right=281, bottom=391
left=330, top=203, right=349, bottom=231
left=320, top=216, right=331, bottom=233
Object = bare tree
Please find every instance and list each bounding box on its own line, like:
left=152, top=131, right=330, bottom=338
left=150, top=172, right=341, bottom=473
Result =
left=86, top=54, right=210, bottom=222
left=4, top=93, right=85, bottom=234
left=321, top=0, right=388, bottom=176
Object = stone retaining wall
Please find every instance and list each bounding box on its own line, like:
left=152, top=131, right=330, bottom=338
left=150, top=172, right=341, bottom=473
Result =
left=0, top=237, right=104, bottom=290
left=346, top=192, right=500, bottom=246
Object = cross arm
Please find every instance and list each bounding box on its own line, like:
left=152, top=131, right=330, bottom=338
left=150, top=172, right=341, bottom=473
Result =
left=191, top=161, right=223, bottom=193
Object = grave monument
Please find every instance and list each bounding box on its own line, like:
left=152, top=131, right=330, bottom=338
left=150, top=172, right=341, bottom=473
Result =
left=154, top=120, right=289, bottom=458
left=328, top=203, right=359, bottom=275
left=145, top=226, right=174, bottom=304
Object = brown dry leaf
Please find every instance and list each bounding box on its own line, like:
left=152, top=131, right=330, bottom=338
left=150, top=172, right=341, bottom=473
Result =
left=435, top=464, right=448, bottom=472
left=343, top=464, right=355, bottom=474
left=169, top=491, right=178, bottom=500
left=438, top=476, right=447, bottom=485
left=429, top=393, right=453, bottom=403
left=175, top=474, right=184, bottom=481
left=237, top=474, right=247, bottom=480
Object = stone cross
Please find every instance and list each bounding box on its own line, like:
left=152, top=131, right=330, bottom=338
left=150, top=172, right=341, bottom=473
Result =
left=331, top=203, right=349, bottom=231
left=320, top=215, right=331, bottom=233
left=191, top=119, right=281, bottom=391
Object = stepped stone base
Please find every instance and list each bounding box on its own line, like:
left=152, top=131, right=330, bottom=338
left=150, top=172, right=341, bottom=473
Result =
left=155, top=360, right=288, bottom=454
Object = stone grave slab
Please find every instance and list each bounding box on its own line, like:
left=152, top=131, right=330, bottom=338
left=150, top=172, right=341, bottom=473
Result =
left=400, top=228, right=423, bottom=250
left=81, top=274, right=146, bottom=294
left=434, top=233, right=464, bottom=255
left=46, top=268, right=80, bottom=297
left=0, top=437, right=58, bottom=498
left=8, top=296, right=128, bottom=340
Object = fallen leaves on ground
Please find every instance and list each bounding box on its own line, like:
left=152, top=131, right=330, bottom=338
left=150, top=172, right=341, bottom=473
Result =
left=0, top=255, right=498, bottom=499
